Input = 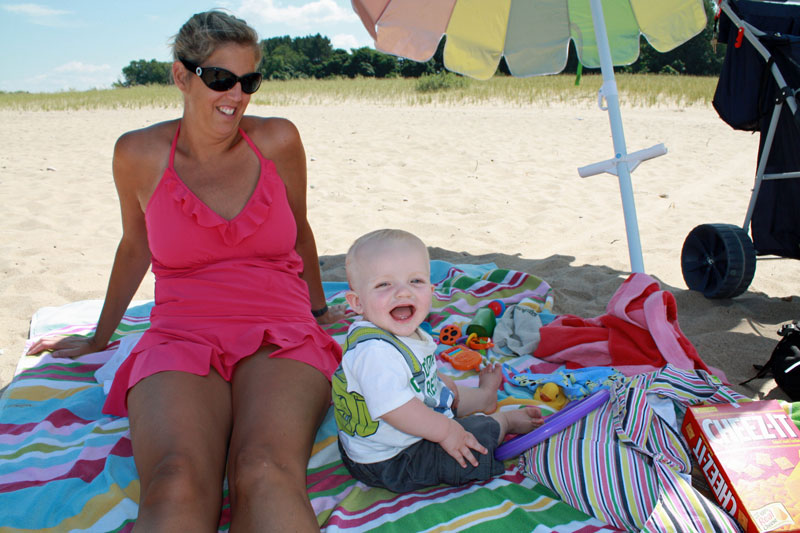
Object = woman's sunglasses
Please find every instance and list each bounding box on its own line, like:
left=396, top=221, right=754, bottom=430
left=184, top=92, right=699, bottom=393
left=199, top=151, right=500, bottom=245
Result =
left=180, top=58, right=262, bottom=94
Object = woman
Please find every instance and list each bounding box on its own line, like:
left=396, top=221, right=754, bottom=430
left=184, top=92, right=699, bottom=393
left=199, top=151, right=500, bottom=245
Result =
left=26, top=10, right=342, bottom=531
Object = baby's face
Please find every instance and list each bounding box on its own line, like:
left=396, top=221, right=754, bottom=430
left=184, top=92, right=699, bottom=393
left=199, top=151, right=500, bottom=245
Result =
left=347, top=241, right=433, bottom=337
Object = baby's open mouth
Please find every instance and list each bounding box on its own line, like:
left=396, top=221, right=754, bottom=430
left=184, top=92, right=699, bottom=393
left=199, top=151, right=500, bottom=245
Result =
left=390, top=305, right=415, bottom=321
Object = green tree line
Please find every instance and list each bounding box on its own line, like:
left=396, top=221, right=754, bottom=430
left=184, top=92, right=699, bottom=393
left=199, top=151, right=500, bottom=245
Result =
left=117, top=15, right=724, bottom=87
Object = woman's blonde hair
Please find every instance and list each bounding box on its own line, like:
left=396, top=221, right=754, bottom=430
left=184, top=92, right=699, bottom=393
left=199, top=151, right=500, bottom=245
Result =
left=171, top=10, right=261, bottom=66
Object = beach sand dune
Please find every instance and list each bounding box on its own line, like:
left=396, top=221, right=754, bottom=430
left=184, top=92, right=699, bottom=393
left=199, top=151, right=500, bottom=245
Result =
left=1, top=102, right=797, bottom=398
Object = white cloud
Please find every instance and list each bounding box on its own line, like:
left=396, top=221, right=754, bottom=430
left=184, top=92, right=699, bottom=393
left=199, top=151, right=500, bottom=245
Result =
left=1, top=62, right=117, bottom=93
left=2, top=3, right=69, bottom=17
left=330, top=33, right=360, bottom=51
left=2, top=3, right=72, bottom=26
left=239, top=0, right=358, bottom=29
left=54, top=61, right=112, bottom=74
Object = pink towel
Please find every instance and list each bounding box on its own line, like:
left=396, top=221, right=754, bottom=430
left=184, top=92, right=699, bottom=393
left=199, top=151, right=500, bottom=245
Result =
left=533, top=273, right=727, bottom=382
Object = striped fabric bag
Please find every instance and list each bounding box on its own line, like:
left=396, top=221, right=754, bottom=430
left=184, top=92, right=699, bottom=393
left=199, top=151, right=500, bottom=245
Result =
left=519, top=365, right=745, bottom=532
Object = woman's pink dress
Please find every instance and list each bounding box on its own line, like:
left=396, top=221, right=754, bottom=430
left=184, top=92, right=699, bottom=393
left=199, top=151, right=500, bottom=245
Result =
left=103, top=125, right=341, bottom=416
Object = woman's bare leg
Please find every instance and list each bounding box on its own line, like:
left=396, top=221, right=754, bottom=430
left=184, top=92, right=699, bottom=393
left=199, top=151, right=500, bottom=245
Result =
left=227, top=350, right=331, bottom=532
left=127, top=370, right=232, bottom=532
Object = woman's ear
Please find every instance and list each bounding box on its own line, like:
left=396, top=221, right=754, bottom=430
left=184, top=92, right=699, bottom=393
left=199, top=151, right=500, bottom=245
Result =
left=173, top=61, right=190, bottom=92
left=345, top=290, right=362, bottom=314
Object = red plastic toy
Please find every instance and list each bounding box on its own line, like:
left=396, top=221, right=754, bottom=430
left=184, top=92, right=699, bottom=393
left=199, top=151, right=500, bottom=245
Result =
left=487, top=300, right=505, bottom=317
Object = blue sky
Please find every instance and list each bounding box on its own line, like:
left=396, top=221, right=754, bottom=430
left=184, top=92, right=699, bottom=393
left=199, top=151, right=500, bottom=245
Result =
left=0, top=0, right=374, bottom=93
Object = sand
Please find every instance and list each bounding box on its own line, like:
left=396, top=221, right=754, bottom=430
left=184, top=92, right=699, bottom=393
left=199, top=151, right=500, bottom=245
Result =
left=1, top=101, right=797, bottom=399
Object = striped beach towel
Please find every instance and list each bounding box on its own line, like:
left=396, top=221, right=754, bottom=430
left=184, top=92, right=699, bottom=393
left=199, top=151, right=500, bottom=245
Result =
left=0, top=263, right=621, bottom=532
left=519, top=365, right=748, bottom=532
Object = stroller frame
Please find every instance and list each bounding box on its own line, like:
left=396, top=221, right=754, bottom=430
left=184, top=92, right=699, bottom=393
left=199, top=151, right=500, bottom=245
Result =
left=725, top=0, right=800, bottom=231
left=681, top=0, right=800, bottom=298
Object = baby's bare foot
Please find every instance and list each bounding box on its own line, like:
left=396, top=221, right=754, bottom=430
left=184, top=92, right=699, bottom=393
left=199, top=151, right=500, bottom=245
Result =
left=503, top=406, right=545, bottom=436
left=478, top=363, right=503, bottom=391
left=476, top=363, right=503, bottom=414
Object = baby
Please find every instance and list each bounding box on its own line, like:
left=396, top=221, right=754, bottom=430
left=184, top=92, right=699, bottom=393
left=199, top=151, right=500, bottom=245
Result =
left=332, top=229, right=543, bottom=493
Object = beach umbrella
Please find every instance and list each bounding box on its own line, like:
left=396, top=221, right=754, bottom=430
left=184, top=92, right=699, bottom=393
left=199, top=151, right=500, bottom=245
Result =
left=351, top=0, right=709, bottom=273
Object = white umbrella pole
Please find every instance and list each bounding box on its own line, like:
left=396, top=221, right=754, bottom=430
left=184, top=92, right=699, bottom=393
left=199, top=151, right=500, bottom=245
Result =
left=589, top=0, right=645, bottom=273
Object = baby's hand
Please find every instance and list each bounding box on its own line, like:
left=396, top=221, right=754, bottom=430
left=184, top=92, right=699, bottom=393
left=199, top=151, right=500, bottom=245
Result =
left=436, top=419, right=487, bottom=468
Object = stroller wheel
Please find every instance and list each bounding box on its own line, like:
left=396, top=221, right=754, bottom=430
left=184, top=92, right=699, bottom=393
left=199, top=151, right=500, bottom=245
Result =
left=681, top=223, right=756, bottom=299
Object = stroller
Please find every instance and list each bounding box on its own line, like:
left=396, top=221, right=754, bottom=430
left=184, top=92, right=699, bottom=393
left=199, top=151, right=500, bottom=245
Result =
left=681, top=0, right=800, bottom=298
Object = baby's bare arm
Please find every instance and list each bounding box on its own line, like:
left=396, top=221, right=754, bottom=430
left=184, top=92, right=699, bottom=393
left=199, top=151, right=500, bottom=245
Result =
left=381, top=398, right=487, bottom=467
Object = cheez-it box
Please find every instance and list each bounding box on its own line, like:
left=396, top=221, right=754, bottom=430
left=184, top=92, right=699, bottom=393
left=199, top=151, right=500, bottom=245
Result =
left=682, top=401, right=800, bottom=533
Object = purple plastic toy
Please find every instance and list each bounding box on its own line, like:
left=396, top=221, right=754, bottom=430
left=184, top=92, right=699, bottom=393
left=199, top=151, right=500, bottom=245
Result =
left=494, top=388, right=611, bottom=461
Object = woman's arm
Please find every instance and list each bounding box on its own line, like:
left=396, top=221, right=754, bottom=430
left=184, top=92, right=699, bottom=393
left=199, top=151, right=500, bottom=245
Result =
left=27, top=131, right=154, bottom=357
left=260, top=118, right=342, bottom=323
left=92, top=131, right=154, bottom=347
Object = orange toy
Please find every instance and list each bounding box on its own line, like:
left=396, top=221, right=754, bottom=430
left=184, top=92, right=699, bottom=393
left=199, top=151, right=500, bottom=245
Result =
left=440, top=345, right=483, bottom=371
left=438, top=325, right=462, bottom=345
left=465, top=332, right=494, bottom=350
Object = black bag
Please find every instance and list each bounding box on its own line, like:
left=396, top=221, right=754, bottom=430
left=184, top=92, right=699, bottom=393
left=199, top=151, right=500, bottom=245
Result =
left=741, top=321, right=800, bottom=400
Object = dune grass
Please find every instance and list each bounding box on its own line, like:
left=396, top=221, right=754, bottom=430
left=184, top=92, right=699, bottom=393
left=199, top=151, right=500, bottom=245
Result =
left=0, top=73, right=718, bottom=111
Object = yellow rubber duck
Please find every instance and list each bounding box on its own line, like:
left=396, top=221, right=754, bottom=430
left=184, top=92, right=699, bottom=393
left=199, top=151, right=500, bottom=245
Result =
left=533, top=382, right=569, bottom=411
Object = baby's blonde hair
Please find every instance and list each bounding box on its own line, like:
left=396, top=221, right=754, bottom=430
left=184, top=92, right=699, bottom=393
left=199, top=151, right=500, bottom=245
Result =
left=346, top=229, right=429, bottom=288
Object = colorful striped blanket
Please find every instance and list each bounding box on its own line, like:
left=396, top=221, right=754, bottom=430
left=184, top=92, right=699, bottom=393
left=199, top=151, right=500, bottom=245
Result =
left=0, top=262, right=622, bottom=532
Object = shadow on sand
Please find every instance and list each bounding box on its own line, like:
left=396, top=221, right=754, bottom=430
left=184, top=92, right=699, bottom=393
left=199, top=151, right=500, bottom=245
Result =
left=4, top=249, right=792, bottom=402
left=321, top=247, right=798, bottom=401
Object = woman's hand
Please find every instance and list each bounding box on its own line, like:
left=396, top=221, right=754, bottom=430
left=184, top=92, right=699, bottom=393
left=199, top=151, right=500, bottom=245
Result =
left=315, top=303, right=349, bottom=325
left=26, top=335, right=102, bottom=359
